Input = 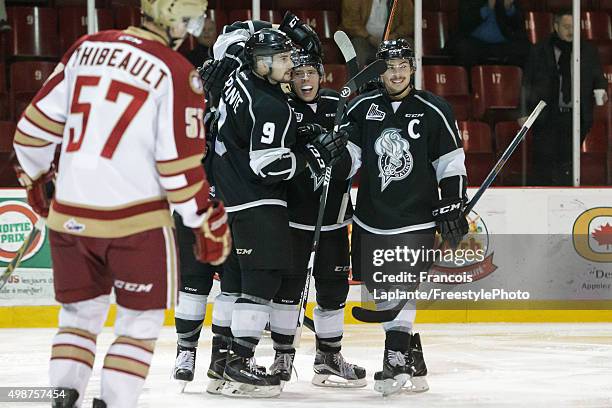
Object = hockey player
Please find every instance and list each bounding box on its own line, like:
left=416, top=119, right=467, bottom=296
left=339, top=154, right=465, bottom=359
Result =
left=12, top=0, right=231, bottom=406
left=341, top=39, right=469, bottom=395
left=266, top=50, right=366, bottom=388
left=172, top=103, right=222, bottom=389
left=211, top=28, right=348, bottom=397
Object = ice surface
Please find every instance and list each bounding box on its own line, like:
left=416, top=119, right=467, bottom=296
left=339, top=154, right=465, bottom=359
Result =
left=1, top=323, right=611, bottom=407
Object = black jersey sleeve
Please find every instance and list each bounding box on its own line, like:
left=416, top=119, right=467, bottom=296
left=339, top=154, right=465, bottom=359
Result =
left=339, top=96, right=366, bottom=180
left=248, top=96, right=307, bottom=184
left=420, top=92, right=468, bottom=199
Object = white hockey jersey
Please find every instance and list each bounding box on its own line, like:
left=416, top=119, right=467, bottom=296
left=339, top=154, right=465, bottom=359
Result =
left=13, top=27, right=210, bottom=238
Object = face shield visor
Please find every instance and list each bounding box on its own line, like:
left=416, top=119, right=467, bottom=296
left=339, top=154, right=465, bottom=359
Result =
left=185, top=13, right=206, bottom=37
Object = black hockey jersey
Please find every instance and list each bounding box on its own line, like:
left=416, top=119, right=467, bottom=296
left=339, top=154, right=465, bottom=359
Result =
left=287, top=88, right=353, bottom=230
left=343, top=88, right=467, bottom=233
left=213, top=69, right=307, bottom=212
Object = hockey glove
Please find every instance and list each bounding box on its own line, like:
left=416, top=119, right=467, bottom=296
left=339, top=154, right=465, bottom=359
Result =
left=279, top=11, right=322, bottom=56
left=199, top=57, right=240, bottom=101
left=193, top=200, right=232, bottom=265
left=433, top=197, right=469, bottom=248
left=296, top=123, right=326, bottom=144
left=302, top=128, right=349, bottom=175
left=15, top=164, right=55, bottom=218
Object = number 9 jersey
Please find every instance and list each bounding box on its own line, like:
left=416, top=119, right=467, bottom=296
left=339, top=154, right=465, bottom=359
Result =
left=13, top=27, right=212, bottom=237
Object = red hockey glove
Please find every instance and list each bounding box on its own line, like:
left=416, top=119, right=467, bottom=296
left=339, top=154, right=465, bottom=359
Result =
left=193, top=200, right=232, bottom=265
left=14, top=164, right=55, bottom=218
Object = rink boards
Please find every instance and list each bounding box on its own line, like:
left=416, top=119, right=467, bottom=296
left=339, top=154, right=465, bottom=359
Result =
left=1, top=187, right=611, bottom=327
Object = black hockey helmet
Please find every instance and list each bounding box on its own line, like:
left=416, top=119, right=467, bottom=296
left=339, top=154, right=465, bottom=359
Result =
left=291, top=50, right=324, bottom=76
left=376, top=38, right=414, bottom=63
left=244, top=28, right=294, bottom=64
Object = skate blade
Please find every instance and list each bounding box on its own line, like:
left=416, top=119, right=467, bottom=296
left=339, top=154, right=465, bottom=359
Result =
left=221, top=381, right=281, bottom=398
left=374, top=374, right=410, bottom=396
left=206, top=378, right=225, bottom=395
left=312, top=374, right=367, bottom=388
left=403, top=376, right=429, bottom=393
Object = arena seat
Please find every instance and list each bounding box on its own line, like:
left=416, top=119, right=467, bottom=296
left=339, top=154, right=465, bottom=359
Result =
left=495, top=121, right=533, bottom=185
left=114, top=6, right=141, bottom=30
left=524, top=12, right=554, bottom=45
left=422, top=65, right=470, bottom=120
left=10, top=61, right=57, bottom=120
left=465, top=152, right=496, bottom=186
left=0, top=63, right=8, bottom=121
left=296, top=10, right=338, bottom=39
left=321, top=64, right=347, bottom=91
left=458, top=121, right=493, bottom=153
left=581, top=11, right=611, bottom=41
left=471, top=65, right=522, bottom=120
left=422, top=11, right=449, bottom=56
left=58, top=7, right=114, bottom=54
left=321, top=38, right=343, bottom=64
left=0, top=121, right=18, bottom=187
left=7, top=7, right=59, bottom=58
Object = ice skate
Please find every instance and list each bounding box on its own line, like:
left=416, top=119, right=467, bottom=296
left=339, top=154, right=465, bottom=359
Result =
left=222, top=353, right=282, bottom=398
left=269, top=349, right=295, bottom=383
left=312, top=350, right=367, bottom=388
left=403, top=333, right=429, bottom=393
left=172, top=345, right=196, bottom=392
left=373, top=349, right=411, bottom=396
left=206, top=335, right=229, bottom=395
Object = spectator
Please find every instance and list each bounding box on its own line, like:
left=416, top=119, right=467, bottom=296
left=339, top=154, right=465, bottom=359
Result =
left=447, top=0, right=529, bottom=67
left=186, top=17, right=217, bottom=67
left=340, top=0, right=413, bottom=68
left=0, top=0, right=11, bottom=32
left=522, top=10, right=608, bottom=186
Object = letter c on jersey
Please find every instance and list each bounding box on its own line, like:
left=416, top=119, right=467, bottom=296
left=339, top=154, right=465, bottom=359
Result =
left=408, top=119, right=421, bottom=139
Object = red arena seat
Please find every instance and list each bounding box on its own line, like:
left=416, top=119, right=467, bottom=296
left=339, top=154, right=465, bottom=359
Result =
left=7, top=7, right=60, bottom=58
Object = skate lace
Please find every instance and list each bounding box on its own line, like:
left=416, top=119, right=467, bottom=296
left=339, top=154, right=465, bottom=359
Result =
left=247, top=357, right=269, bottom=377
left=332, top=352, right=357, bottom=377
left=175, top=349, right=195, bottom=371
left=387, top=350, right=406, bottom=367
left=270, top=352, right=294, bottom=373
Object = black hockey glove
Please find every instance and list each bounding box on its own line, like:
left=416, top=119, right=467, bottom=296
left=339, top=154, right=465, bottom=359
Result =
left=302, top=128, right=349, bottom=175
left=296, top=123, right=326, bottom=144
left=279, top=11, right=322, bottom=56
left=433, top=197, right=469, bottom=248
left=199, top=57, right=240, bottom=101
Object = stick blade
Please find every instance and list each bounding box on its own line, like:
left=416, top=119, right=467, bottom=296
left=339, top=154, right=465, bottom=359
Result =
left=333, top=30, right=356, bottom=61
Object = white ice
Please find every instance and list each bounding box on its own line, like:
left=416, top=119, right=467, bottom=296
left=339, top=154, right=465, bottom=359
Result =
left=1, top=323, right=611, bottom=407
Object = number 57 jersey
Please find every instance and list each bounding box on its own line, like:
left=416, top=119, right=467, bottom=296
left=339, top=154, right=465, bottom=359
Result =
left=13, top=28, right=211, bottom=237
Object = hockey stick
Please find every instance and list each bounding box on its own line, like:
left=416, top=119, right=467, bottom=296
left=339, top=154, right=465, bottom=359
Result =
left=383, top=0, right=399, bottom=42
left=293, top=59, right=388, bottom=347
left=351, top=100, right=547, bottom=323
left=0, top=217, right=45, bottom=290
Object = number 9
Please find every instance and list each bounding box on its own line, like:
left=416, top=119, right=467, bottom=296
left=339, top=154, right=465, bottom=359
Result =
left=261, top=122, right=275, bottom=144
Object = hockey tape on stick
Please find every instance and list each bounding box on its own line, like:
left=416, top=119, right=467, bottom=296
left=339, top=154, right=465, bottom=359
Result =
left=333, top=30, right=359, bottom=79
left=351, top=100, right=547, bottom=323
left=0, top=217, right=45, bottom=290
left=293, top=60, right=388, bottom=346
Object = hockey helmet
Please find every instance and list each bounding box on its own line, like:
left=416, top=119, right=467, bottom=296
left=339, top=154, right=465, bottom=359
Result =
left=141, top=0, right=208, bottom=37
left=245, top=28, right=294, bottom=64
left=376, top=38, right=414, bottom=63
left=291, top=50, right=324, bottom=76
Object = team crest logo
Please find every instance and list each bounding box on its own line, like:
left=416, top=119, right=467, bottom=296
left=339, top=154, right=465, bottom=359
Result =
left=375, top=128, right=413, bottom=192
left=294, top=111, right=303, bottom=122
left=366, top=103, right=385, bottom=121
left=189, top=70, right=204, bottom=95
